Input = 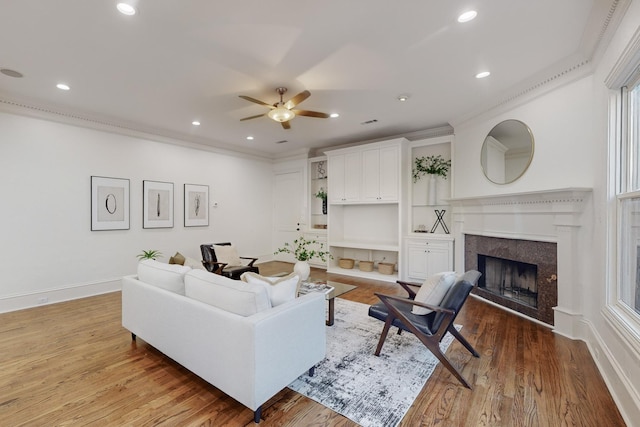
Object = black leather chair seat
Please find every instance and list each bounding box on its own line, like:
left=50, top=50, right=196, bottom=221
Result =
left=368, top=302, right=436, bottom=336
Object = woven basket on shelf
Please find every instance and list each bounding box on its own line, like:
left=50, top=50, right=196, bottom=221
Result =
left=338, top=258, right=355, bottom=269
left=358, top=260, right=374, bottom=272
left=378, top=262, right=395, bottom=275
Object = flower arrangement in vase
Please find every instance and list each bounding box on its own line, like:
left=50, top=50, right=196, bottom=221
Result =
left=315, top=187, right=328, bottom=214
left=274, top=237, right=333, bottom=280
left=413, top=155, right=451, bottom=206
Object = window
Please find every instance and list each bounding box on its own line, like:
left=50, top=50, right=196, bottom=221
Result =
left=614, top=83, right=640, bottom=323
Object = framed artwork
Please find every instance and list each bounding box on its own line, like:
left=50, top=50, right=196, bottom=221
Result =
left=91, top=176, right=130, bottom=231
left=184, top=183, right=209, bottom=227
left=143, top=180, right=174, bottom=228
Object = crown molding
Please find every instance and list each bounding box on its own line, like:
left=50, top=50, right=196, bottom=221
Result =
left=451, top=0, right=624, bottom=129
left=0, top=94, right=277, bottom=163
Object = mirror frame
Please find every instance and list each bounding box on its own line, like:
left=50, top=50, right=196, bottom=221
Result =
left=480, top=119, right=534, bottom=184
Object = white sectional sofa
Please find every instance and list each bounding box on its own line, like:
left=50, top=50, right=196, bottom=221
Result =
left=121, top=260, right=326, bottom=423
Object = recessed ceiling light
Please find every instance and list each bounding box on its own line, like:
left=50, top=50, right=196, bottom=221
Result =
left=192, top=121, right=200, bottom=126
left=458, top=11, right=477, bottom=23
left=246, top=136, right=254, bottom=140
left=329, top=113, right=340, bottom=118
left=397, top=94, right=410, bottom=102
left=475, top=71, right=491, bottom=79
left=0, top=68, right=23, bottom=78
left=117, top=3, right=136, bottom=15
left=56, top=83, right=70, bottom=91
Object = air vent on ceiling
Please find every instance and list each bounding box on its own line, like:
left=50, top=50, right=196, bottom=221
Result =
left=274, top=140, right=288, bottom=144
left=361, top=119, right=378, bottom=125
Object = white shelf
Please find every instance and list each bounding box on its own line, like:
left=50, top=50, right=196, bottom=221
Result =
left=327, top=266, right=398, bottom=283
left=330, top=241, right=399, bottom=251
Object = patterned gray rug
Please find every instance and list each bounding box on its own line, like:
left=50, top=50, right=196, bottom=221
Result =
left=288, top=298, right=457, bottom=427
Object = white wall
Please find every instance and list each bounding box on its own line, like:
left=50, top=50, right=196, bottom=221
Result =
left=452, top=2, right=640, bottom=422
left=0, top=111, right=274, bottom=311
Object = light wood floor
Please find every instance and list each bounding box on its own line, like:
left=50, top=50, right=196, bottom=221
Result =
left=0, top=262, right=626, bottom=426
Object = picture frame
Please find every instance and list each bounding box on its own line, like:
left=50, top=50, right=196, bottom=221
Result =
left=184, top=183, right=209, bottom=227
left=91, top=176, right=130, bottom=231
left=143, top=180, right=174, bottom=229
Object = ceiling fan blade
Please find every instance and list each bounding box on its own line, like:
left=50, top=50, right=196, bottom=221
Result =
left=240, top=113, right=266, bottom=121
left=284, top=90, right=311, bottom=109
left=281, top=121, right=291, bottom=130
left=239, top=95, right=274, bottom=108
left=292, top=109, right=330, bottom=118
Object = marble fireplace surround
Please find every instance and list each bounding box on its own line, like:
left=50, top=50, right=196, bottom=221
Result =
left=450, top=188, right=592, bottom=339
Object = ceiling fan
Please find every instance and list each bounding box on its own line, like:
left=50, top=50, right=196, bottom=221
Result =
left=239, top=87, right=330, bottom=129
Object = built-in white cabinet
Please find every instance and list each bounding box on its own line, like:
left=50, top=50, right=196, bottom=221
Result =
left=361, top=145, right=399, bottom=202
left=324, top=138, right=409, bottom=282
left=327, top=151, right=361, bottom=203
left=404, top=237, right=454, bottom=282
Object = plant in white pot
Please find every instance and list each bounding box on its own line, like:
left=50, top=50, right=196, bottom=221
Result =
left=274, top=237, right=332, bottom=281
left=412, top=155, right=451, bottom=205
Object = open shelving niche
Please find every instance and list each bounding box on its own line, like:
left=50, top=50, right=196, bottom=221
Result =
left=308, top=156, right=328, bottom=232
left=327, top=203, right=400, bottom=282
left=409, top=136, right=453, bottom=235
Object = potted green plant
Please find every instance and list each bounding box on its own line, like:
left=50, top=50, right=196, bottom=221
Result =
left=274, top=237, right=332, bottom=280
left=412, top=155, right=451, bottom=205
left=136, top=249, right=162, bottom=260
left=412, top=155, right=451, bottom=182
left=315, top=187, right=328, bottom=214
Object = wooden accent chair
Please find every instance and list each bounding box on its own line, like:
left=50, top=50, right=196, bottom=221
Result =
left=368, top=270, right=481, bottom=389
left=200, top=242, right=259, bottom=280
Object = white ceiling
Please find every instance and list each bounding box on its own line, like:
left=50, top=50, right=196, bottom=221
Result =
left=0, top=0, right=610, bottom=158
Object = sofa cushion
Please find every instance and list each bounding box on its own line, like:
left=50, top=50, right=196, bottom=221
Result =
left=240, top=272, right=300, bottom=307
left=137, top=259, right=191, bottom=295
left=183, top=256, right=206, bottom=270
left=213, top=244, right=242, bottom=266
left=184, top=269, right=271, bottom=316
left=412, top=271, right=456, bottom=315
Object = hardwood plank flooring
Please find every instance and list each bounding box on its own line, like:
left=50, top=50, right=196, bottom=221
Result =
left=0, top=262, right=626, bottom=426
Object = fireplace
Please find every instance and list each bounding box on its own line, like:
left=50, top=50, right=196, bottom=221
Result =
left=450, top=188, right=590, bottom=338
left=465, top=234, right=557, bottom=325
left=478, top=255, right=538, bottom=308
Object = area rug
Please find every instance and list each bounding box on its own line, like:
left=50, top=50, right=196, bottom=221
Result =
left=288, top=298, right=458, bottom=427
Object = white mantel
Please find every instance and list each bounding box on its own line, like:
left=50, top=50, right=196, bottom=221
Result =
left=449, top=187, right=592, bottom=339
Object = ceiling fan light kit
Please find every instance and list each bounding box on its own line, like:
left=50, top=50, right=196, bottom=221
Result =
left=239, top=86, right=329, bottom=129
left=268, top=107, right=295, bottom=122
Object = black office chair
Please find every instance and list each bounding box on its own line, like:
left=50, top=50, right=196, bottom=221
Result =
left=368, top=270, right=481, bottom=388
left=200, top=242, right=259, bottom=280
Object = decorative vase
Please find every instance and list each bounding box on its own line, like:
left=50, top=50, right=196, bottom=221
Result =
left=322, top=199, right=327, bottom=215
left=427, top=174, right=437, bottom=206
left=294, top=260, right=311, bottom=281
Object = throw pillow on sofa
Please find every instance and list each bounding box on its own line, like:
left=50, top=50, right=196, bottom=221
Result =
left=411, top=271, right=456, bottom=315
left=137, top=259, right=191, bottom=295
left=240, top=272, right=300, bottom=307
left=184, top=269, right=271, bottom=316
left=168, top=252, right=186, bottom=265
left=212, top=244, right=242, bottom=267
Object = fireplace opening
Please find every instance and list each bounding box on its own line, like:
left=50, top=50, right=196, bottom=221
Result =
left=478, top=254, right=538, bottom=308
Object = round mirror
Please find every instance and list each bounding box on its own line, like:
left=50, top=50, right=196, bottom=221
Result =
left=480, top=119, right=534, bottom=184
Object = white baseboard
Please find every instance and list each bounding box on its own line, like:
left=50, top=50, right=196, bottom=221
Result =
left=583, top=318, right=640, bottom=427
left=0, top=278, right=121, bottom=313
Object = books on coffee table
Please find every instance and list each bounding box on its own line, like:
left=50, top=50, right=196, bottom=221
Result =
left=298, top=281, right=334, bottom=295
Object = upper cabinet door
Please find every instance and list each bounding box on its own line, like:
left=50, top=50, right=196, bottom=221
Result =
left=378, top=145, right=399, bottom=201
left=361, top=148, right=381, bottom=201
left=361, top=145, right=399, bottom=202
left=328, top=152, right=361, bottom=203
left=328, top=154, right=345, bottom=203
left=343, top=152, right=361, bottom=202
